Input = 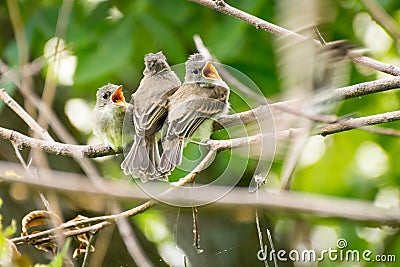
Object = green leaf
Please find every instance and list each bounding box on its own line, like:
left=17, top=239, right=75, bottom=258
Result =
left=3, top=220, right=16, bottom=238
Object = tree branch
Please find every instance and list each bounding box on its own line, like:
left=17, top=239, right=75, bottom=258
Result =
left=8, top=142, right=218, bottom=246
left=2, top=104, right=400, bottom=160
left=216, top=77, right=400, bottom=130
left=188, top=0, right=400, bottom=76
left=0, top=89, right=52, bottom=141
left=5, top=165, right=400, bottom=245
left=0, top=126, right=117, bottom=158
left=320, top=110, right=400, bottom=136
left=336, top=76, right=400, bottom=99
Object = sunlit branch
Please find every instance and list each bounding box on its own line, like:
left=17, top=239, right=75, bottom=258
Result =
left=188, top=0, right=400, bottom=76
left=319, top=110, right=400, bottom=136
left=217, top=77, right=400, bottom=130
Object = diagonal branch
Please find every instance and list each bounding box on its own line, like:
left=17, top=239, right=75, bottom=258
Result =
left=216, top=76, right=400, bottom=130
left=188, top=0, right=400, bottom=76
left=0, top=89, right=53, bottom=141
left=319, top=110, right=400, bottom=136
left=2, top=161, right=400, bottom=228
left=10, top=152, right=218, bottom=246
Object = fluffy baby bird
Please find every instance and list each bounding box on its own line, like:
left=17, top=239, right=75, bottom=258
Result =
left=93, top=83, right=129, bottom=151
left=121, top=51, right=181, bottom=181
left=159, top=53, right=230, bottom=175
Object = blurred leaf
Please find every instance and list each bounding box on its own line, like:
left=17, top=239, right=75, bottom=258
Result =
left=74, top=16, right=134, bottom=85
left=139, top=14, right=186, bottom=62
left=3, top=220, right=16, bottom=238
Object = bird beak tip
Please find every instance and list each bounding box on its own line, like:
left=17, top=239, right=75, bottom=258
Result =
left=202, top=62, right=221, bottom=80
left=111, top=85, right=128, bottom=106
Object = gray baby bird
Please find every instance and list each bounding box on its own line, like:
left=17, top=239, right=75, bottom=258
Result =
left=121, top=51, right=181, bottom=181
left=159, top=53, right=230, bottom=175
left=93, top=83, right=129, bottom=151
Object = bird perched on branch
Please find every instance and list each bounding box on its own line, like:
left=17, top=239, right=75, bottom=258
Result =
left=121, top=51, right=181, bottom=181
left=159, top=53, right=230, bottom=175
left=93, top=83, right=130, bottom=151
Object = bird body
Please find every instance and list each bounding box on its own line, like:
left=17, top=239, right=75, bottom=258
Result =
left=159, top=54, right=230, bottom=175
left=121, top=52, right=181, bottom=181
left=93, top=84, right=129, bottom=151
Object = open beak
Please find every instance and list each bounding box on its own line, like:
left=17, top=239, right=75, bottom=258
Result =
left=111, top=85, right=127, bottom=107
left=202, top=62, right=221, bottom=80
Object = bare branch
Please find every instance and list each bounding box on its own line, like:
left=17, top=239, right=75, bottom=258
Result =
left=188, top=0, right=304, bottom=39
left=319, top=110, right=400, bottom=136
left=0, top=126, right=116, bottom=158
left=1, top=105, right=399, bottom=161
left=188, top=0, right=400, bottom=76
left=336, top=76, right=400, bottom=99
left=359, top=126, right=400, bottom=137
left=217, top=77, right=400, bottom=130
left=10, top=186, right=400, bottom=246
left=111, top=204, right=153, bottom=267
left=0, top=89, right=52, bottom=141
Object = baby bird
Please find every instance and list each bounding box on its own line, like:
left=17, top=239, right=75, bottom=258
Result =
left=93, top=83, right=129, bottom=151
left=121, top=52, right=181, bottom=181
left=159, top=53, right=230, bottom=175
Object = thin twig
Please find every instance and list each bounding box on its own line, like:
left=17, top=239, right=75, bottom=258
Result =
left=216, top=76, right=400, bottom=130
left=0, top=89, right=52, bottom=141
left=192, top=207, right=203, bottom=254
left=188, top=0, right=400, bottom=76
left=5, top=0, right=36, bottom=116
left=11, top=143, right=51, bottom=211
left=81, top=231, right=96, bottom=267
left=335, top=76, right=400, bottom=99
left=319, top=110, right=400, bottom=136
left=255, top=207, right=268, bottom=267
left=266, top=228, right=277, bottom=267
left=360, top=126, right=400, bottom=137
left=9, top=186, right=400, bottom=247
left=111, top=203, right=153, bottom=267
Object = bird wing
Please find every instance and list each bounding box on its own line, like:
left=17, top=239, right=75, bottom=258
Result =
left=133, top=74, right=180, bottom=136
left=168, top=98, right=227, bottom=138
left=133, top=100, right=168, bottom=135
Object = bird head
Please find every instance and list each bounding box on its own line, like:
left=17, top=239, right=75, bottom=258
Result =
left=143, top=51, right=171, bottom=76
left=185, top=54, right=227, bottom=88
left=96, top=84, right=127, bottom=108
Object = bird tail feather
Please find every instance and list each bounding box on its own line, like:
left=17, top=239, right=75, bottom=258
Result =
left=121, top=135, right=163, bottom=182
left=159, top=138, right=183, bottom=175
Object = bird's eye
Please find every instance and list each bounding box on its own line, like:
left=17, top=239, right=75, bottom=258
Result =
left=193, top=69, right=199, bottom=74
left=102, top=92, right=110, bottom=99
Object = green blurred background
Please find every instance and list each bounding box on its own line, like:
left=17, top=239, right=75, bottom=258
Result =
left=1, top=0, right=400, bottom=266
